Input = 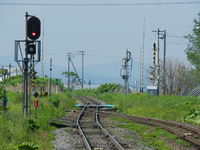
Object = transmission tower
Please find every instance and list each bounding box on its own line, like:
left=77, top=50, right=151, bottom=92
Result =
left=140, top=19, right=145, bottom=93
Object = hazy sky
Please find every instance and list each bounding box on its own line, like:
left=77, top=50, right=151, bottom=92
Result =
left=0, top=0, right=200, bottom=78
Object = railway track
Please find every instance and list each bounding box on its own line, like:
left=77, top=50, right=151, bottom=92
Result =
left=76, top=95, right=200, bottom=147
left=101, top=111, right=200, bottom=147
left=76, top=103, right=125, bottom=150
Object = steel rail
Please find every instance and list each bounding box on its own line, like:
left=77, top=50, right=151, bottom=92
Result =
left=154, top=122, right=200, bottom=146
left=101, top=111, right=200, bottom=147
left=77, top=96, right=200, bottom=147
left=76, top=103, right=92, bottom=150
left=102, top=111, right=200, bottom=133
left=95, top=106, right=125, bottom=150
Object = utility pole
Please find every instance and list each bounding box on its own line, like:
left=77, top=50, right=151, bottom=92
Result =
left=163, top=30, right=167, bottom=94
left=78, top=51, right=85, bottom=89
left=55, top=79, right=58, bottom=94
left=67, top=53, right=71, bottom=90
left=9, top=63, right=11, bottom=78
left=41, top=18, right=45, bottom=95
left=69, top=56, right=83, bottom=89
left=88, top=80, right=91, bottom=89
left=157, top=28, right=160, bottom=96
left=48, top=58, right=52, bottom=96
left=125, top=51, right=129, bottom=93
left=140, top=19, right=145, bottom=93
left=23, top=12, right=29, bottom=116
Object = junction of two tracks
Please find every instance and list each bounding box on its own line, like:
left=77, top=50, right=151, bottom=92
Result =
left=51, top=96, right=200, bottom=150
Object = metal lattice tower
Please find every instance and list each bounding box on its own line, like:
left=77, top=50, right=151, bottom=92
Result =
left=140, top=19, right=145, bottom=93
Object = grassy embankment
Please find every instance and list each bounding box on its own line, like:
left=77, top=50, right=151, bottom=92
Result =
left=75, top=89, right=200, bottom=123
left=0, top=92, right=76, bottom=150
left=74, top=89, right=200, bottom=149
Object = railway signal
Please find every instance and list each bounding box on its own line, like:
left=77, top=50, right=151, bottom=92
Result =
left=120, top=50, right=132, bottom=94
left=14, top=12, right=41, bottom=117
left=27, top=16, right=41, bottom=41
left=153, top=43, right=157, bottom=66
left=149, top=43, right=158, bottom=87
left=27, top=43, right=36, bottom=54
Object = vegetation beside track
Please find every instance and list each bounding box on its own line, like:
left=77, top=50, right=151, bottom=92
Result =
left=74, top=89, right=200, bottom=149
left=111, top=117, right=189, bottom=150
left=74, top=89, right=200, bottom=125
left=0, top=92, right=76, bottom=150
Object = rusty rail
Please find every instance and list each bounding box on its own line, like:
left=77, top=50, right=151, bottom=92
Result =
left=77, top=103, right=124, bottom=150
left=101, top=111, right=200, bottom=147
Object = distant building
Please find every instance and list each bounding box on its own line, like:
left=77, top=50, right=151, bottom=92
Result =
left=146, top=86, right=157, bottom=96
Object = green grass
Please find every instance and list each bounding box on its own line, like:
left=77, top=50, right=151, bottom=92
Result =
left=74, top=90, right=200, bottom=123
left=73, top=89, right=199, bottom=149
left=0, top=91, right=76, bottom=150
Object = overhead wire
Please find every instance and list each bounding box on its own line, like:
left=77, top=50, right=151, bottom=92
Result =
left=166, top=34, right=185, bottom=38
left=0, top=1, right=200, bottom=6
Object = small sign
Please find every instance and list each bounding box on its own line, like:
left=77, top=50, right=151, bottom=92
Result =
left=34, top=99, right=38, bottom=108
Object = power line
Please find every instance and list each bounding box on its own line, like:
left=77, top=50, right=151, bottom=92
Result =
left=0, top=1, right=200, bottom=6
left=48, top=52, right=123, bottom=59
left=166, top=34, right=185, bottom=38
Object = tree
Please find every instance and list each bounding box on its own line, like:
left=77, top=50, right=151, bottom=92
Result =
left=62, top=71, right=81, bottom=90
left=185, top=13, right=200, bottom=70
left=159, top=59, right=197, bottom=95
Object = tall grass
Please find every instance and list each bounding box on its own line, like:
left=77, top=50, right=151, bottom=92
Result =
left=0, top=92, right=76, bottom=150
left=74, top=90, right=200, bottom=123
left=97, top=93, right=200, bottom=122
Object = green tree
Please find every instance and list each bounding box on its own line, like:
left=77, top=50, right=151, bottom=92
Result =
left=185, top=13, right=200, bottom=85
left=62, top=71, right=81, bottom=90
left=95, top=83, right=122, bottom=94
left=185, top=13, right=200, bottom=69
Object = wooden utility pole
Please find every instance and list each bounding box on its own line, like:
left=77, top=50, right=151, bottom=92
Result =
left=67, top=53, right=70, bottom=90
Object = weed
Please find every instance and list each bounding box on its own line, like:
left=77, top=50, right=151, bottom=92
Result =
left=17, top=142, right=39, bottom=150
left=0, top=92, right=76, bottom=150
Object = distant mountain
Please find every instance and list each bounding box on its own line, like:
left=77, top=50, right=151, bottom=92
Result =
left=0, top=56, right=150, bottom=87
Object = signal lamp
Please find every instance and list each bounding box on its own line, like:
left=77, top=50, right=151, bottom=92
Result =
left=27, top=44, right=36, bottom=54
left=27, top=16, right=41, bottom=40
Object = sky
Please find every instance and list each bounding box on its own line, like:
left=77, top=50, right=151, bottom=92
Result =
left=0, top=0, right=200, bottom=84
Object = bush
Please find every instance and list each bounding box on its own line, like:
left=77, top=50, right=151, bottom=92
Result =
left=95, top=83, right=122, bottom=94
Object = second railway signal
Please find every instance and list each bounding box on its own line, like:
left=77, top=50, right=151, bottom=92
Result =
left=27, top=16, right=41, bottom=40
left=153, top=43, right=157, bottom=66
left=27, top=43, right=36, bottom=54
